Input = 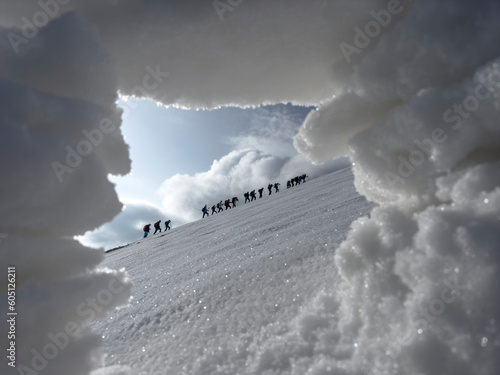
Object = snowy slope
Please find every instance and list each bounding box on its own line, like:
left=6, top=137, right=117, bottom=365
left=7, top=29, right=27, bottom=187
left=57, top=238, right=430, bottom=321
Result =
left=92, top=167, right=374, bottom=374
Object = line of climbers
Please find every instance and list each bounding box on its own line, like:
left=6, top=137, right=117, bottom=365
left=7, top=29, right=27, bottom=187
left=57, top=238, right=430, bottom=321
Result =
left=286, top=174, right=307, bottom=189
left=143, top=219, right=171, bottom=238
left=142, top=174, right=309, bottom=237
left=201, top=175, right=307, bottom=219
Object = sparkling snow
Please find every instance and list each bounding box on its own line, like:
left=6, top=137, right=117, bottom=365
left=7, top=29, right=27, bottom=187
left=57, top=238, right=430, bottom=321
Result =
left=92, top=167, right=374, bottom=374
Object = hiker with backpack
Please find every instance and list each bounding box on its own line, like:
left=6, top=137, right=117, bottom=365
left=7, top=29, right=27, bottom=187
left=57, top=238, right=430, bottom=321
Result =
left=250, top=190, right=256, bottom=201
left=225, top=199, right=232, bottom=210
left=154, top=220, right=162, bottom=234
left=211, top=205, right=217, bottom=215
left=202, top=205, right=209, bottom=218
left=268, top=183, right=273, bottom=195
left=232, top=196, right=239, bottom=207
left=258, top=187, right=264, bottom=198
left=244, top=192, right=250, bottom=203
left=143, top=224, right=151, bottom=238
left=164, top=220, right=171, bottom=231
left=274, top=183, right=280, bottom=193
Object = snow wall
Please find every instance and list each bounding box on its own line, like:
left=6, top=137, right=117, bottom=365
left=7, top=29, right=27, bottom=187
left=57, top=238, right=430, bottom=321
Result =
left=1, top=0, right=499, bottom=374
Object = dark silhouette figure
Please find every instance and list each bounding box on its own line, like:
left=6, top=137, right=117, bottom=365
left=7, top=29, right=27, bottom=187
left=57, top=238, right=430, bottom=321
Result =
left=274, top=183, right=280, bottom=193
left=202, top=205, right=209, bottom=218
left=153, top=220, right=162, bottom=234
left=250, top=190, right=256, bottom=201
left=217, top=202, right=224, bottom=213
left=164, top=220, right=171, bottom=230
left=143, top=224, right=151, bottom=238
left=258, top=188, right=264, bottom=198
left=225, top=199, right=232, bottom=210
left=232, top=197, right=239, bottom=207
left=268, top=184, right=273, bottom=195
left=301, top=174, right=308, bottom=182
left=287, top=180, right=291, bottom=189
left=211, top=205, right=217, bottom=215
left=244, top=192, right=250, bottom=203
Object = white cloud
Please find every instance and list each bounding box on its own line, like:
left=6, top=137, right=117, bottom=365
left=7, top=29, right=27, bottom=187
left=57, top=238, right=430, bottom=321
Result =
left=159, top=150, right=349, bottom=224
left=77, top=200, right=168, bottom=250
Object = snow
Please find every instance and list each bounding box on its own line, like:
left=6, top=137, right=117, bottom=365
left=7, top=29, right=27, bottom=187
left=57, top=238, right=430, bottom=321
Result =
left=92, top=153, right=500, bottom=375
left=2, top=2, right=500, bottom=374
left=91, top=167, right=374, bottom=374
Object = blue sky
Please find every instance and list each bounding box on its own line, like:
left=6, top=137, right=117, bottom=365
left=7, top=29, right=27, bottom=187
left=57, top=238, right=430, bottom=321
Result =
left=110, top=99, right=314, bottom=206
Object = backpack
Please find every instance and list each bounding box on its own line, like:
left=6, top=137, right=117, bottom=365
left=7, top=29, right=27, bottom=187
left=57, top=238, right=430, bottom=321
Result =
left=143, top=225, right=148, bottom=231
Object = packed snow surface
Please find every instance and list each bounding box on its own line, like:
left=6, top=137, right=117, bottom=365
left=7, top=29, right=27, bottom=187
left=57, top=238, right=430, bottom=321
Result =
left=94, top=159, right=500, bottom=375
left=93, top=167, right=373, bottom=374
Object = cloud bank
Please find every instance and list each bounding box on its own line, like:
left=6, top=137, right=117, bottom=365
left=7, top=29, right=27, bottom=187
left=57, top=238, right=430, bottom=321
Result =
left=158, top=106, right=349, bottom=224
left=78, top=200, right=168, bottom=250
left=159, top=149, right=349, bottom=224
